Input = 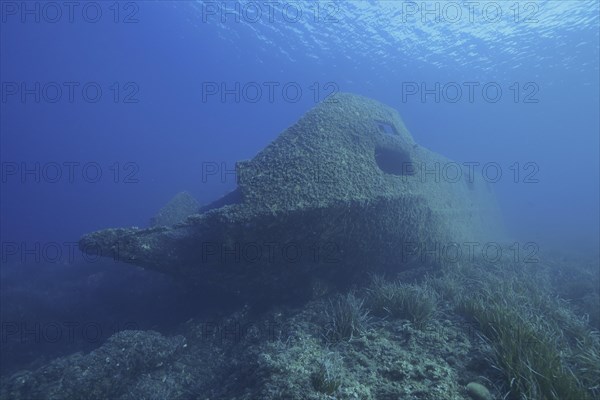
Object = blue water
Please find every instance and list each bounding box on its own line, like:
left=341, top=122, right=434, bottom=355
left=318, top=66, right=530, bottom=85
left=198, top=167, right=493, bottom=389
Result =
left=0, top=0, right=599, bottom=387
left=2, top=1, right=598, bottom=251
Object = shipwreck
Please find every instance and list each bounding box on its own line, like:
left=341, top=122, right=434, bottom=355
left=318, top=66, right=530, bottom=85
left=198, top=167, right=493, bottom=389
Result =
left=79, top=93, right=506, bottom=300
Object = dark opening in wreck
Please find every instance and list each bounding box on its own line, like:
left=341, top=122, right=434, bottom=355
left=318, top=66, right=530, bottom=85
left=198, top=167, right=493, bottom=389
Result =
left=374, top=147, right=414, bottom=176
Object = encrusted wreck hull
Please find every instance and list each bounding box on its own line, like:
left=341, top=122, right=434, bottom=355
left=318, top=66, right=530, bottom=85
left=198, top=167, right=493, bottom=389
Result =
left=79, top=93, right=506, bottom=298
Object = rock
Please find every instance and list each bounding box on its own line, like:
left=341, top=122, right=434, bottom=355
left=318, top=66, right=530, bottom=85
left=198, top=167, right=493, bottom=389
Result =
left=149, top=191, right=200, bottom=227
left=466, top=382, right=493, bottom=400
left=79, top=93, right=507, bottom=301
left=0, top=330, right=186, bottom=400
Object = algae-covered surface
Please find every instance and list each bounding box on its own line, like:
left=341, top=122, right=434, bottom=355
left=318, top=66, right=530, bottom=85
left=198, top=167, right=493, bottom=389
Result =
left=2, top=248, right=598, bottom=400
left=78, top=93, right=506, bottom=302
left=2, top=94, right=599, bottom=400
left=2, top=0, right=598, bottom=398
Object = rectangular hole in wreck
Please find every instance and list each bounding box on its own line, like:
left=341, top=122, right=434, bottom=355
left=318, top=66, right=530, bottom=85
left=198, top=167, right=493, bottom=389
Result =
left=374, top=120, right=399, bottom=136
